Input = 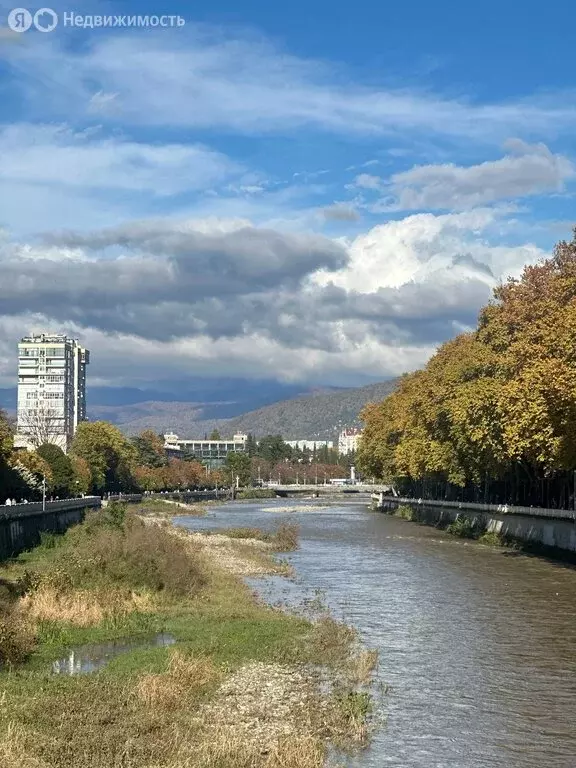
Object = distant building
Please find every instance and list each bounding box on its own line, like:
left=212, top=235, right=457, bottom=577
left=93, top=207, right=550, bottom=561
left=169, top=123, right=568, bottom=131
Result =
left=285, top=440, right=334, bottom=452
left=338, top=427, right=362, bottom=455
left=15, top=333, right=89, bottom=452
left=163, top=432, right=248, bottom=466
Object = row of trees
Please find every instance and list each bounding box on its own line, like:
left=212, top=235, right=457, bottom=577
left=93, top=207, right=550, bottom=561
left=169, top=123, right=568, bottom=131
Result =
left=1, top=414, right=355, bottom=500
left=358, top=231, right=576, bottom=508
left=224, top=451, right=353, bottom=487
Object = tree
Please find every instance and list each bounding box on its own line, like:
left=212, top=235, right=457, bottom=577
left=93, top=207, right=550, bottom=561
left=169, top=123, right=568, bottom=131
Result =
left=17, top=407, right=64, bottom=449
left=0, top=409, right=13, bottom=462
left=70, top=421, right=137, bottom=493
left=225, top=452, right=251, bottom=486
left=9, top=451, right=52, bottom=498
left=245, top=433, right=258, bottom=457
left=209, top=429, right=221, bottom=440
left=37, top=443, right=75, bottom=498
left=131, top=430, right=167, bottom=468
left=358, top=230, right=576, bottom=508
left=257, top=435, right=292, bottom=464
left=70, top=455, right=91, bottom=495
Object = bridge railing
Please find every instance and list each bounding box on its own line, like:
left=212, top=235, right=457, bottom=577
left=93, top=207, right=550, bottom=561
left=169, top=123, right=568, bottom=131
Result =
left=0, top=496, right=101, bottom=519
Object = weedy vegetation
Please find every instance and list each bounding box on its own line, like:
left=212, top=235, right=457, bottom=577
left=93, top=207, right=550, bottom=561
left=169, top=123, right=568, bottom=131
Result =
left=0, top=503, right=377, bottom=767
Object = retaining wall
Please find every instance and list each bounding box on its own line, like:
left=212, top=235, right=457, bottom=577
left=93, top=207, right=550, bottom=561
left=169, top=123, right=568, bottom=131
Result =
left=0, top=497, right=101, bottom=560
left=374, top=495, right=576, bottom=554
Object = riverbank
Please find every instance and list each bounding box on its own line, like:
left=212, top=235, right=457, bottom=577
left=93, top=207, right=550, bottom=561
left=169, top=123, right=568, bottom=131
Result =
left=378, top=500, right=576, bottom=561
left=0, top=502, right=376, bottom=767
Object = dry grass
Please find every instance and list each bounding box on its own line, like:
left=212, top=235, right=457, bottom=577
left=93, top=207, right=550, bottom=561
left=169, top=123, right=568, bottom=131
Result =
left=0, top=724, right=48, bottom=768
left=0, top=508, right=377, bottom=767
left=19, top=586, right=154, bottom=627
left=273, top=522, right=299, bottom=551
left=213, top=522, right=299, bottom=552
left=0, top=608, right=36, bottom=666
left=307, top=616, right=357, bottom=667
left=136, top=650, right=220, bottom=710
left=169, top=732, right=325, bottom=768
left=347, top=649, right=379, bottom=686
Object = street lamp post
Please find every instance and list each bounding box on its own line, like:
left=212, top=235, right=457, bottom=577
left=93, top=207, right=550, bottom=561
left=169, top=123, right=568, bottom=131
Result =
left=42, top=475, right=46, bottom=512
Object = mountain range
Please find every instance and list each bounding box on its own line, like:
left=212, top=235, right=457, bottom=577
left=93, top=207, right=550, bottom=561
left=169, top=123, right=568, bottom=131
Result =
left=0, top=377, right=398, bottom=440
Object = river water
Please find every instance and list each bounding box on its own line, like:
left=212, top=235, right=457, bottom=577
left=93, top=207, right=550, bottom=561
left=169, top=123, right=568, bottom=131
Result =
left=177, top=498, right=576, bottom=768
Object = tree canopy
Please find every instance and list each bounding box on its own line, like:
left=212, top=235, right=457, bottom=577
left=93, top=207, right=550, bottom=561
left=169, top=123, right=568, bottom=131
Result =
left=358, top=230, right=576, bottom=508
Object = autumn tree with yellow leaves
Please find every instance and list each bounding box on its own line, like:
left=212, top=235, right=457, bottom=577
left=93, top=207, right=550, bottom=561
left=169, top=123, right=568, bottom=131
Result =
left=358, top=230, right=576, bottom=508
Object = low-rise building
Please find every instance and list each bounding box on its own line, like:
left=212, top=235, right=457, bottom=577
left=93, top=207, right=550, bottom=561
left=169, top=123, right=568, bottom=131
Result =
left=285, top=439, right=334, bottom=452
left=163, top=432, right=247, bottom=466
left=338, top=427, right=362, bottom=455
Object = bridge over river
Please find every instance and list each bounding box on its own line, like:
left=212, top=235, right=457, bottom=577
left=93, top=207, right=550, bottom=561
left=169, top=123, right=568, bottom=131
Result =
left=267, top=483, right=390, bottom=497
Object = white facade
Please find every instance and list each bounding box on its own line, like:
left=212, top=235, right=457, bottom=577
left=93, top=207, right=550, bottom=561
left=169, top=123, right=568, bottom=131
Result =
left=285, top=440, right=334, bottom=451
left=15, top=333, right=89, bottom=452
left=338, top=428, right=362, bottom=455
left=163, top=432, right=247, bottom=460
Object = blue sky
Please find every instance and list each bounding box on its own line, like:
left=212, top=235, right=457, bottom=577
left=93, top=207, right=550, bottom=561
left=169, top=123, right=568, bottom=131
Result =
left=0, top=0, right=574, bottom=390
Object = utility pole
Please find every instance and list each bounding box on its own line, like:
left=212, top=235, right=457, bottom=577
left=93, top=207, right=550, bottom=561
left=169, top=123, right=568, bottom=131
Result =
left=42, top=475, right=46, bottom=512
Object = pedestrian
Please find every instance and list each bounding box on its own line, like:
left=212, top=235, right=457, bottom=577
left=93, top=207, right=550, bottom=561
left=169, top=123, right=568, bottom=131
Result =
left=5, top=498, right=11, bottom=506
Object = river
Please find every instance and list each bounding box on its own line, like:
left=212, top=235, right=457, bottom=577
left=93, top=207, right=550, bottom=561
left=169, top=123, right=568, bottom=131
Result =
left=177, top=498, right=576, bottom=768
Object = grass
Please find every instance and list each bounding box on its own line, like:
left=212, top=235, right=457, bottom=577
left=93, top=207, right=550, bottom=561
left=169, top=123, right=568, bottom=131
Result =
left=0, top=504, right=375, bottom=767
left=209, top=522, right=300, bottom=552
left=136, top=498, right=209, bottom=517
left=393, top=504, right=416, bottom=521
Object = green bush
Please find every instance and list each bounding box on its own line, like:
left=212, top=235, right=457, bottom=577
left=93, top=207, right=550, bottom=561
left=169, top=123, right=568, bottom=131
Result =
left=446, top=515, right=482, bottom=539
left=395, top=505, right=415, bottom=521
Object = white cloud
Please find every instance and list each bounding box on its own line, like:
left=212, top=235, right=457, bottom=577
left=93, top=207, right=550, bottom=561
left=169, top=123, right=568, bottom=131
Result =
left=315, top=209, right=543, bottom=293
left=352, top=174, right=383, bottom=190
left=5, top=30, right=576, bottom=141
left=386, top=140, right=574, bottom=210
left=0, top=123, right=241, bottom=195
left=0, top=211, right=547, bottom=388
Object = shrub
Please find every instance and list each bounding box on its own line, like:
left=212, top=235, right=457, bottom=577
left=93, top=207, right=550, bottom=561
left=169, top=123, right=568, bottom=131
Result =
left=273, top=523, right=299, bottom=551
left=446, top=515, right=482, bottom=539
left=0, top=606, right=36, bottom=665
left=395, top=505, right=415, bottom=521
left=28, top=511, right=204, bottom=598
left=236, top=488, right=277, bottom=499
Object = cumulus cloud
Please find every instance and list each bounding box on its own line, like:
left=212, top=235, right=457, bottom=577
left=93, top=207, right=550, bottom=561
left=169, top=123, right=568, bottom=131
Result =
left=0, top=211, right=547, bottom=386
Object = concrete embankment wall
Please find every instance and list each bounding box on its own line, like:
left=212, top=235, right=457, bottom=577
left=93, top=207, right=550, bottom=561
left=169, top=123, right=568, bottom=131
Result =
left=375, top=496, right=576, bottom=554
left=0, top=497, right=101, bottom=560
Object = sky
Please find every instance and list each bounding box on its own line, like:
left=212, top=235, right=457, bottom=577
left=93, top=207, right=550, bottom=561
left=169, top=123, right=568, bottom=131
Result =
left=0, top=0, right=574, bottom=391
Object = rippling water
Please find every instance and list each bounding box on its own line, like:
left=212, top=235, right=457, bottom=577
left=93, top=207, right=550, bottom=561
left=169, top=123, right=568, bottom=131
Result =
left=177, top=499, right=576, bottom=768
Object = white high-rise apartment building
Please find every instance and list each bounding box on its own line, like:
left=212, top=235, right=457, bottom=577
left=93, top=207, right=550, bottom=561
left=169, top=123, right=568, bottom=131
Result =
left=15, top=333, right=90, bottom=452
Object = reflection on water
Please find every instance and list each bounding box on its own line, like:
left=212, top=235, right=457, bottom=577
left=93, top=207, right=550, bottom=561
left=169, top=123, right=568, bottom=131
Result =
left=51, top=632, right=176, bottom=675
left=177, top=498, right=576, bottom=768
